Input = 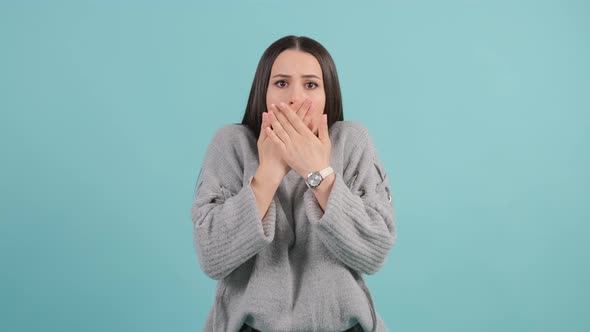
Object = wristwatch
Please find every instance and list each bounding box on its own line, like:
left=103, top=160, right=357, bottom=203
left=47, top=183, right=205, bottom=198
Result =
left=305, top=166, right=334, bottom=189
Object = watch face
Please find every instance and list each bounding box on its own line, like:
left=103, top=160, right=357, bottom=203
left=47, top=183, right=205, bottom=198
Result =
left=308, top=172, right=322, bottom=187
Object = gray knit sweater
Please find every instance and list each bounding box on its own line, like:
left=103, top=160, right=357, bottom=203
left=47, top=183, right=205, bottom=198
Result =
left=191, top=121, right=396, bottom=332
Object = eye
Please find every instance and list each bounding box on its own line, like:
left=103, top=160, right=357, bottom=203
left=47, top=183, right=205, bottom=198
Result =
left=306, top=82, right=319, bottom=89
left=274, top=80, right=288, bottom=88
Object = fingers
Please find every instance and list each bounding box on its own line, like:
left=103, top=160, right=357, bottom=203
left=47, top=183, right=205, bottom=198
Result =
left=268, top=108, right=292, bottom=145
left=259, top=112, right=269, bottom=144
left=265, top=126, right=286, bottom=151
left=276, top=98, right=312, bottom=130
left=285, top=98, right=313, bottom=130
left=318, top=113, right=330, bottom=144
left=297, top=98, right=312, bottom=120
left=260, top=111, right=287, bottom=152
left=290, top=98, right=304, bottom=114
left=300, top=100, right=314, bottom=130
left=295, top=98, right=311, bottom=119
left=275, top=102, right=310, bottom=136
left=270, top=104, right=299, bottom=138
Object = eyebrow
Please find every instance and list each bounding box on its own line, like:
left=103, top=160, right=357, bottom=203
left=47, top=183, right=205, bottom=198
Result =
left=271, top=73, right=322, bottom=80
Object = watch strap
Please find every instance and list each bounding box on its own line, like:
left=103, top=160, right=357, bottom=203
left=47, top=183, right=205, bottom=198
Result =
left=319, top=166, right=334, bottom=178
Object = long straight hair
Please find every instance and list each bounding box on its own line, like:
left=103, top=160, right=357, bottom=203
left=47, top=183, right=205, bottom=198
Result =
left=241, top=36, right=344, bottom=138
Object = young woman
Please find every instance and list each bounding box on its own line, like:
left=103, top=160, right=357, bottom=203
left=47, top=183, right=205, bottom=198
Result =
left=192, top=35, right=396, bottom=332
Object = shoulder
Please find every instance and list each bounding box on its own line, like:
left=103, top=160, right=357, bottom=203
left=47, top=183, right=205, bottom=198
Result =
left=210, top=123, right=256, bottom=147
left=197, top=124, right=256, bottom=192
left=329, top=120, right=371, bottom=151
left=208, top=124, right=257, bottom=153
left=330, top=121, right=385, bottom=174
left=204, top=123, right=257, bottom=166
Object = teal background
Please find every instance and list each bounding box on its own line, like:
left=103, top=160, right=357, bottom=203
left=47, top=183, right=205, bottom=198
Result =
left=1, top=0, right=588, bottom=331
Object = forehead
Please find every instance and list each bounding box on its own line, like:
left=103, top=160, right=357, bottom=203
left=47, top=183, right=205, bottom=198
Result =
left=270, top=50, right=322, bottom=77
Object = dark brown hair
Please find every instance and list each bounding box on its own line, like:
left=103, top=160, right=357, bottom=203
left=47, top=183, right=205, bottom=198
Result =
left=241, top=35, right=344, bottom=138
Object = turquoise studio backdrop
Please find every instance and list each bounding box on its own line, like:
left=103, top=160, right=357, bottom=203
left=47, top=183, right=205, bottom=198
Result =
left=1, top=0, right=588, bottom=331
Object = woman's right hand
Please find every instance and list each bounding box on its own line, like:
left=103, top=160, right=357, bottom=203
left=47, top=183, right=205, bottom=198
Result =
left=257, top=110, right=290, bottom=184
left=257, top=98, right=313, bottom=184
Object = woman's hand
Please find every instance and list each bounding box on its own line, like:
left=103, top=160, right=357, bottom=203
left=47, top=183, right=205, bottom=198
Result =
left=257, top=110, right=290, bottom=185
left=266, top=99, right=331, bottom=179
left=257, top=99, right=315, bottom=184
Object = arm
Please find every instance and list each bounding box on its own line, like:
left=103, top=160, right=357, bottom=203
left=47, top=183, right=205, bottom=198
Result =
left=191, top=128, right=277, bottom=280
left=310, top=172, right=336, bottom=212
left=251, top=164, right=282, bottom=220
left=303, top=127, right=396, bottom=275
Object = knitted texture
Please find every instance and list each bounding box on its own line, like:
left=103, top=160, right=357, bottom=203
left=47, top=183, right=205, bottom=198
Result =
left=191, top=121, right=396, bottom=332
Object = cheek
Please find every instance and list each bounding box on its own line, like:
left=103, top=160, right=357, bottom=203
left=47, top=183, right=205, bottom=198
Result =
left=266, top=99, right=281, bottom=113
left=312, top=98, right=325, bottom=120
left=310, top=102, right=325, bottom=131
left=266, top=90, right=282, bottom=110
left=314, top=92, right=326, bottom=112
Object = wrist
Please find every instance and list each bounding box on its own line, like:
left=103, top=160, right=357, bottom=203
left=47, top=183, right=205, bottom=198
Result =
left=255, top=163, right=284, bottom=188
left=304, top=165, right=333, bottom=188
left=299, top=162, right=331, bottom=179
left=310, top=172, right=335, bottom=213
left=313, top=172, right=335, bottom=191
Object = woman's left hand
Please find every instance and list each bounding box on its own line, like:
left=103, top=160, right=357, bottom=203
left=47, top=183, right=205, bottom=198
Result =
left=267, top=101, right=331, bottom=178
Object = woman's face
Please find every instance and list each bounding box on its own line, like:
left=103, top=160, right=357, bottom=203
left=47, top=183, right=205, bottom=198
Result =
left=266, top=49, right=326, bottom=135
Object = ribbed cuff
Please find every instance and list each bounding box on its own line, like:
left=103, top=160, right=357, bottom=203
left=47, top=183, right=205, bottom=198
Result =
left=302, top=173, right=392, bottom=274
left=245, top=175, right=277, bottom=239
left=196, top=176, right=276, bottom=280
left=303, top=172, right=351, bottom=227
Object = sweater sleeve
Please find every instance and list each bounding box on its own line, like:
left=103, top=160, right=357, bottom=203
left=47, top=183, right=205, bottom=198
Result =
left=191, top=127, right=276, bottom=280
left=303, top=126, right=396, bottom=275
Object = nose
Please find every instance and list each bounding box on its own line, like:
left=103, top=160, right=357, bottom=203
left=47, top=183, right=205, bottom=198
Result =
left=289, top=86, right=307, bottom=105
